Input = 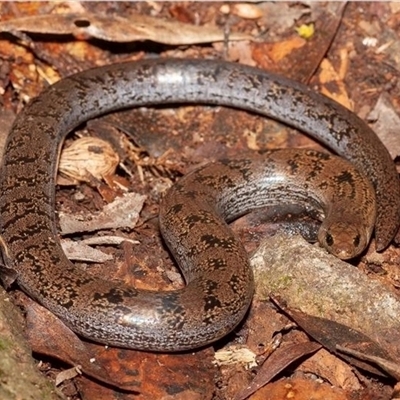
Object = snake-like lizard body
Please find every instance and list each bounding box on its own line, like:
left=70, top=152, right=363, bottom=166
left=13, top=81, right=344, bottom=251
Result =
left=1, top=59, right=398, bottom=351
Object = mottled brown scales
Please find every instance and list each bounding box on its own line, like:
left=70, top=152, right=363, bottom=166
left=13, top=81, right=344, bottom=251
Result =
left=184, top=211, right=215, bottom=228
left=0, top=59, right=397, bottom=351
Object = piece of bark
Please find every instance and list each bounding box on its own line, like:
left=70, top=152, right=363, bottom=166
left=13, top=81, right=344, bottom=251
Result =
left=250, top=233, right=400, bottom=360
left=0, top=288, right=62, bottom=400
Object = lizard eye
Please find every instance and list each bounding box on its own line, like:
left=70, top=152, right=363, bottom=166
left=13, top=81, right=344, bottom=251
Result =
left=353, top=234, right=361, bottom=248
left=325, top=233, right=334, bottom=247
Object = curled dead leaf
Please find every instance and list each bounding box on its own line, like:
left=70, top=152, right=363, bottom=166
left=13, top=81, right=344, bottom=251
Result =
left=59, top=137, right=119, bottom=183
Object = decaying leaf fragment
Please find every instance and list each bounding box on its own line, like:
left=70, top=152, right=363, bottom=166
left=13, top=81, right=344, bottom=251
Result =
left=59, top=192, right=146, bottom=235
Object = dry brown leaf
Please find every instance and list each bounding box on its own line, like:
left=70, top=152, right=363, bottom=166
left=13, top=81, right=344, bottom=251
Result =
left=298, top=349, right=362, bottom=391
left=76, top=347, right=214, bottom=400
left=25, top=299, right=134, bottom=390
left=59, top=192, right=146, bottom=235
left=318, top=58, right=353, bottom=110
left=61, top=240, right=113, bottom=263
left=61, top=236, right=139, bottom=263
left=55, top=366, right=82, bottom=387
left=258, top=3, right=311, bottom=32
left=245, top=377, right=349, bottom=400
left=336, top=345, right=400, bottom=380
left=0, top=12, right=251, bottom=45
left=234, top=342, right=321, bottom=400
left=273, top=298, right=396, bottom=378
left=367, top=92, right=400, bottom=160
left=213, top=40, right=256, bottom=66
left=264, top=36, right=307, bottom=63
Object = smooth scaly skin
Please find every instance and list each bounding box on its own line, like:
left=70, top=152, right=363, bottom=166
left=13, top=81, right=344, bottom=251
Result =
left=0, top=59, right=397, bottom=351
